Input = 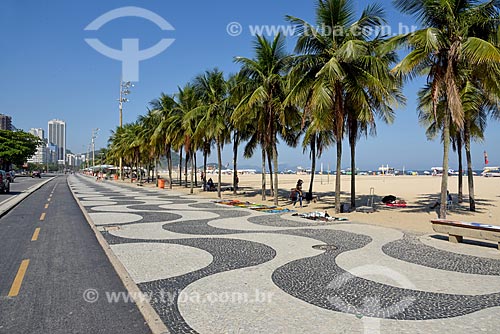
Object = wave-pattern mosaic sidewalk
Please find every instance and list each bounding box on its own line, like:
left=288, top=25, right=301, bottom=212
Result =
left=68, top=174, right=500, bottom=334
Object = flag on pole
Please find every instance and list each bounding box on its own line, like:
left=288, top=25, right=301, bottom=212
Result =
left=484, top=151, right=489, bottom=165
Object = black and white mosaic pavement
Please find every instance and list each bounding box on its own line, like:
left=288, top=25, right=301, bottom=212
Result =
left=382, top=234, right=500, bottom=275
left=69, top=174, right=500, bottom=334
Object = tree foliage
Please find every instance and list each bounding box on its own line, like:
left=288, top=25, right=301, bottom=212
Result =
left=0, top=130, right=42, bottom=169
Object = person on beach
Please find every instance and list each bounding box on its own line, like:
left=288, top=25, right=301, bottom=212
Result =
left=430, top=191, right=452, bottom=209
left=292, top=179, right=304, bottom=207
left=201, top=171, right=206, bottom=190
left=206, top=177, right=215, bottom=191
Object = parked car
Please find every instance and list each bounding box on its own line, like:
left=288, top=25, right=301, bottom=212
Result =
left=0, top=170, right=11, bottom=193
left=32, top=171, right=41, bottom=178
left=7, top=170, right=15, bottom=183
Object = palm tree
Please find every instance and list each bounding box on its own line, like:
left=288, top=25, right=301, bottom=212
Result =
left=235, top=34, right=294, bottom=205
left=150, top=93, right=179, bottom=189
left=392, top=0, right=500, bottom=218
left=287, top=0, right=398, bottom=212
left=137, top=109, right=163, bottom=182
left=178, top=84, right=202, bottom=194
left=344, top=40, right=403, bottom=209
left=192, top=69, right=230, bottom=198
left=227, top=73, right=255, bottom=194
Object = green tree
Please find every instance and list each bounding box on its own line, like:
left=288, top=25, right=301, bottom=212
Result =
left=193, top=69, right=230, bottom=198
left=150, top=93, right=180, bottom=188
left=287, top=0, right=399, bottom=212
left=235, top=34, right=295, bottom=205
left=392, top=0, right=500, bottom=218
left=0, top=130, right=42, bottom=170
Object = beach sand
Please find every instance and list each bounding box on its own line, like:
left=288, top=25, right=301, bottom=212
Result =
left=155, top=172, right=500, bottom=234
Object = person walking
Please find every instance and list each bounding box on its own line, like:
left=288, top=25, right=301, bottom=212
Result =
left=293, top=179, right=304, bottom=208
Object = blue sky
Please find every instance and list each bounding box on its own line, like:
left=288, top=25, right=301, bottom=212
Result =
left=0, top=0, right=497, bottom=170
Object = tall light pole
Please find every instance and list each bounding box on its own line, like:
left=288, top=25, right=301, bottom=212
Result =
left=92, top=128, right=99, bottom=171
left=119, top=80, right=133, bottom=180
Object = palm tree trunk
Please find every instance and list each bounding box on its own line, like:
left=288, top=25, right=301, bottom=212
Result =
left=167, top=147, right=173, bottom=189
left=261, top=147, right=266, bottom=201
left=349, top=127, right=357, bottom=209
left=439, top=113, right=451, bottom=219
left=233, top=132, right=239, bottom=195
left=190, top=151, right=194, bottom=194
left=194, top=153, right=198, bottom=187
left=457, top=134, right=463, bottom=203
left=179, top=149, right=183, bottom=187
left=308, top=137, right=316, bottom=196
left=153, top=157, right=157, bottom=186
left=335, top=140, right=342, bottom=213
left=184, top=151, right=188, bottom=187
left=203, top=148, right=208, bottom=191
left=267, top=149, right=274, bottom=198
left=464, top=120, right=475, bottom=211
left=217, top=141, right=222, bottom=198
left=272, top=143, right=279, bottom=206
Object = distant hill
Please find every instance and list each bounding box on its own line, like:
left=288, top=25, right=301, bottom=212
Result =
left=158, top=150, right=180, bottom=168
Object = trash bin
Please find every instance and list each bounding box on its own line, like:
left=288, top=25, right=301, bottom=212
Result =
left=114, top=174, right=118, bottom=180
left=158, top=179, right=165, bottom=189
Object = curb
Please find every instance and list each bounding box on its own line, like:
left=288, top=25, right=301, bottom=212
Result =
left=67, top=175, right=170, bottom=334
left=0, top=177, right=55, bottom=218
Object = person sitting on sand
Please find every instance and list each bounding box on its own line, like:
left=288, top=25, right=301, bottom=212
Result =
left=430, top=191, right=452, bottom=209
left=206, top=178, right=215, bottom=191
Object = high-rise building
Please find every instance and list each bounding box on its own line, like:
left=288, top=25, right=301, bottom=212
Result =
left=0, top=114, right=12, bottom=130
left=29, top=128, right=44, bottom=139
left=48, top=119, right=66, bottom=164
left=28, top=128, right=47, bottom=164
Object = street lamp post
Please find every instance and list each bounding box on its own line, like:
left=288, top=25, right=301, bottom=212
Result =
left=119, top=80, right=133, bottom=180
left=91, top=128, right=99, bottom=171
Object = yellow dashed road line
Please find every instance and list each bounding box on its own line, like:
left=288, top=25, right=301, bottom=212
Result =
left=31, top=228, right=41, bottom=241
left=8, top=259, right=30, bottom=297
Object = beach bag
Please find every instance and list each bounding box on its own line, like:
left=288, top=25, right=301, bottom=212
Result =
left=290, top=189, right=297, bottom=201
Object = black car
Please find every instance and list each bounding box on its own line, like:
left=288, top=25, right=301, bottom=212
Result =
left=32, top=171, right=41, bottom=178
left=0, top=170, right=11, bottom=193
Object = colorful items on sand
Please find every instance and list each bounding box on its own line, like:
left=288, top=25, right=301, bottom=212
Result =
left=214, top=199, right=294, bottom=213
left=292, top=211, right=349, bottom=222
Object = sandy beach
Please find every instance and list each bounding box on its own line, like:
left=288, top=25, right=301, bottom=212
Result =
left=156, top=172, right=500, bottom=234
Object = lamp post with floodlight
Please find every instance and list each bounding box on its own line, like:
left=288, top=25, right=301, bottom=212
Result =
left=119, top=80, right=133, bottom=180
left=91, top=128, right=99, bottom=170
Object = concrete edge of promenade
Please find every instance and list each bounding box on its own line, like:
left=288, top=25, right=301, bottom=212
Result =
left=0, top=177, right=55, bottom=218
left=67, top=175, right=170, bottom=334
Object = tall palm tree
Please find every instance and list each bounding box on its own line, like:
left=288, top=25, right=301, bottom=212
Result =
left=235, top=34, right=294, bottom=205
left=137, top=108, right=162, bottom=182
left=287, top=0, right=397, bottom=212
left=227, top=72, right=255, bottom=194
left=193, top=69, right=230, bottom=198
left=392, top=0, right=500, bottom=218
left=150, top=93, right=179, bottom=189
left=179, top=84, right=202, bottom=194
left=418, top=80, right=489, bottom=211
left=344, top=39, right=403, bottom=209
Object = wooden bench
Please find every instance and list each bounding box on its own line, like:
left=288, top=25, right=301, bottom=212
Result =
left=431, top=219, right=500, bottom=250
